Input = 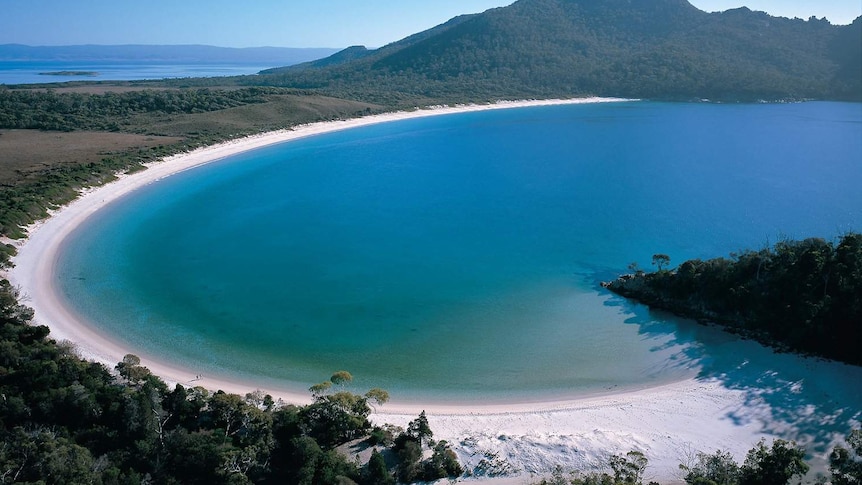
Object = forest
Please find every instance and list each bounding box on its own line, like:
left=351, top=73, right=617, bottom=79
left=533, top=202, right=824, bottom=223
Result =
left=0, top=87, right=296, bottom=132
left=604, top=234, right=862, bottom=366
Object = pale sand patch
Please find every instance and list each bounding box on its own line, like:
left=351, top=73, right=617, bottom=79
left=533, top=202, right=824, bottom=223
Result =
left=6, top=97, right=861, bottom=483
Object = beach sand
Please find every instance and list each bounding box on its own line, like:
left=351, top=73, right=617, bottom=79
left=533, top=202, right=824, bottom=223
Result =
left=7, top=97, right=861, bottom=484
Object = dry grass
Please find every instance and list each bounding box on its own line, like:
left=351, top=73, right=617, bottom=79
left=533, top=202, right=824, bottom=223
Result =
left=0, top=90, right=381, bottom=187
left=0, top=130, right=182, bottom=184
left=130, top=94, right=382, bottom=137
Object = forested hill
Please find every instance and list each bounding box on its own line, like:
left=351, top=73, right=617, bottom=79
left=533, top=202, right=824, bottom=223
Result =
left=253, top=0, right=862, bottom=103
left=604, top=234, right=862, bottom=366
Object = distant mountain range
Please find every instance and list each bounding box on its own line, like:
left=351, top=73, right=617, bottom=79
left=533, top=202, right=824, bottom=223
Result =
left=254, top=0, right=861, bottom=102
left=0, top=44, right=341, bottom=65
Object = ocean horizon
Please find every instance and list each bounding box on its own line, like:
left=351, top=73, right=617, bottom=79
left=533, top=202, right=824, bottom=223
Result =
left=0, top=60, right=274, bottom=85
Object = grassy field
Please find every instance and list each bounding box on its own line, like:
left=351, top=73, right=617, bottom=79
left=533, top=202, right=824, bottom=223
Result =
left=126, top=93, right=382, bottom=137
left=0, top=83, right=390, bottom=244
left=0, top=130, right=181, bottom=185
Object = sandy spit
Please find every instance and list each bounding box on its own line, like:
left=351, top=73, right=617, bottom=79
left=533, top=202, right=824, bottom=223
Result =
left=7, top=97, right=860, bottom=484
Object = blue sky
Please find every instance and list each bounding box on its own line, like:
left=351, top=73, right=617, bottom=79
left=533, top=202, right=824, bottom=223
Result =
left=1, top=0, right=859, bottom=48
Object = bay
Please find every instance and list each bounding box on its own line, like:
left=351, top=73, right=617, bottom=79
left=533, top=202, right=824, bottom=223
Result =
left=55, top=101, right=862, bottom=402
left=0, top=60, right=272, bottom=85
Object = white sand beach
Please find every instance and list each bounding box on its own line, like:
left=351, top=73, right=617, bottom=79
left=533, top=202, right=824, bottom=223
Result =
left=6, top=97, right=861, bottom=484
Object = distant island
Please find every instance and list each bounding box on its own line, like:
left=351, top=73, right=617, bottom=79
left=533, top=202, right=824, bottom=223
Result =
left=38, top=70, right=99, bottom=77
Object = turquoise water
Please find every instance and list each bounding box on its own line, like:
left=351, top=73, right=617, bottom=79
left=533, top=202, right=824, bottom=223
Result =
left=56, top=101, right=862, bottom=402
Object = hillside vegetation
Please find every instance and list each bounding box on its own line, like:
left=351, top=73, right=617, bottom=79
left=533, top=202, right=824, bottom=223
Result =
left=604, top=234, right=862, bottom=365
left=251, top=0, right=862, bottom=103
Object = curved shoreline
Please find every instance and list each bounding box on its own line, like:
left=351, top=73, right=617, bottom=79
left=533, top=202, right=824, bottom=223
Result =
left=7, top=97, right=861, bottom=482
left=7, top=96, right=636, bottom=409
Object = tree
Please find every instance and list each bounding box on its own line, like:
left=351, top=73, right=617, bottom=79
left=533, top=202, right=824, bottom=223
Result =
left=309, top=381, right=332, bottom=397
left=407, top=410, right=433, bottom=447
left=739, top=439, right=808, bottom=485
left=363, top=449, right=395, bottom=485
left=424, top=440, right=463, bottom=480
left=300, top=392, right=371, bottom=448
left=609, top=450, right=648, bottom=484
left=651, top=254, right=671, bottom=271
left=0, top=427, right=98, bottom=485
left=161, top=428, right=229, bottom=484
left=395, top=437, right=422, bottom=483
left=330, top=371, right=353, bottom=388
left=830, top=429, right=862, bottom=485
left=208, top=392, right=248, bottom=441
left=116, top=353, right=152, bottom=383
left=680, top=449, right=740, bottom=485
left=364, top=388, right=390, bottom=411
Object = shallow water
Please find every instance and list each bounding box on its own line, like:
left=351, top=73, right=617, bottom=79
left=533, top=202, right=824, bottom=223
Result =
left=56, top=101, right=862, bottom=401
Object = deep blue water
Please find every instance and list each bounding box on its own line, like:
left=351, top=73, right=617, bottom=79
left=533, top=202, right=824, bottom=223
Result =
left=0, top=60, right=272, bottom=84
left=56, top=101, right=862, bottom=401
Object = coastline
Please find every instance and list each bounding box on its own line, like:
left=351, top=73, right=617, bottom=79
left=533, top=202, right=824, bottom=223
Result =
left=6, top=96, right=861, bottom=483
left=7, top=96, right=632, bottom=404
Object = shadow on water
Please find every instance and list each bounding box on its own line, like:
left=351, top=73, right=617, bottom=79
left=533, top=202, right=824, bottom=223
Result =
left=598, top=284, right=862, bottom=456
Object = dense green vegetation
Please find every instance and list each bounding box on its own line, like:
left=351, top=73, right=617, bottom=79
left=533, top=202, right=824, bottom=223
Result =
left=604, top=233, right=862, bottom=365
left=0, top=142, right=172, bottom=241
left=533, top=433, right=862, bottom=485
left=0, top=87, right=297, bottom=132
left=2, top=275, right=859, bottom=484
left=0, top=278, right=464, bottom=484
left=250, top=0, right=862, bottom=103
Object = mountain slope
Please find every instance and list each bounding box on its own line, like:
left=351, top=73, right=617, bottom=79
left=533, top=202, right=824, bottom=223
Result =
left=255, top=0, right=861, bottom=102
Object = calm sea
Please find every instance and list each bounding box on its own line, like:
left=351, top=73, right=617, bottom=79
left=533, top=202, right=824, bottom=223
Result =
left=55, top=101, right=862, bottom=402
left=0, top=60, right=272, bottom=85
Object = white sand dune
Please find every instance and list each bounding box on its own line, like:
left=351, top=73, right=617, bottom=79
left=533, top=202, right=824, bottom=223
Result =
left=6, top=97, right=861, bottom=484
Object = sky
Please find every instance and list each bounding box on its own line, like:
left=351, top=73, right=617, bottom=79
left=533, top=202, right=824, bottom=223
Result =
left=0, top=0, right=859, bottom=49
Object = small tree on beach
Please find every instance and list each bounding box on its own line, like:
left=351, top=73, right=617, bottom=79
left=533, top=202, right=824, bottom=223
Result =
left=116, top=353, right=152, bottom=383
left=610, top=450, right=648, bottom=484
left=308, top=381, right=332, bottom=397
left=407, top=411, right=433, bottom=447
left=364, top=387, right=390, bottom=411
left=330, top=370, right=353, bottom=388
left=652, top=254, right=671, bottom=271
